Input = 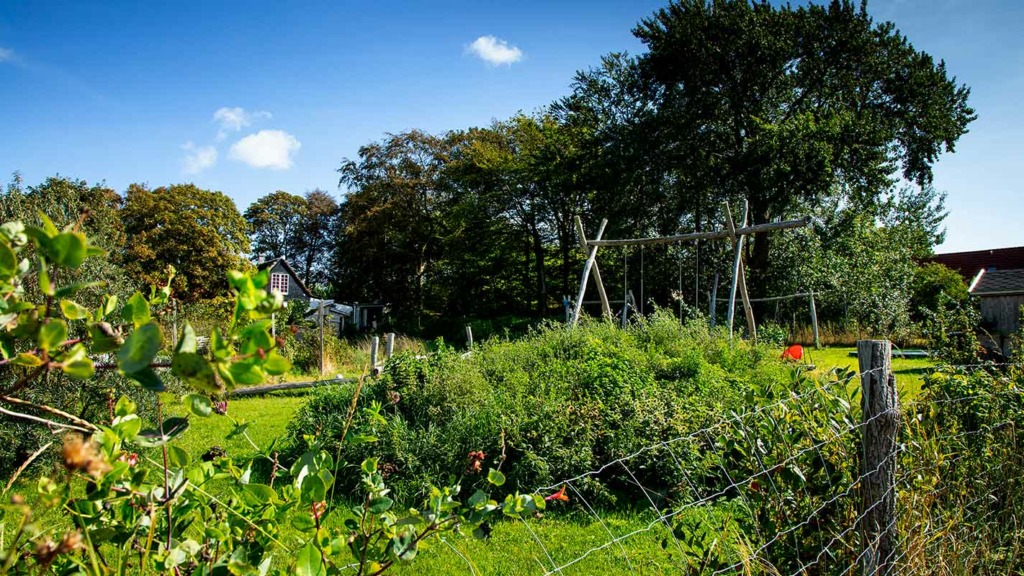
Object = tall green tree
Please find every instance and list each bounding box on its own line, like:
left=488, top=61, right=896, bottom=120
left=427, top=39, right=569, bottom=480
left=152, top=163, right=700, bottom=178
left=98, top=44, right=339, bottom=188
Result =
left=633, top=0, right=975, bottom=277
left=244, top=190, right=306, bottom=263
left=121, top=183, right=251, bottom=301
left=336, top=131, right=451, bottom=324
left=294, top=189, right=339, bottom=290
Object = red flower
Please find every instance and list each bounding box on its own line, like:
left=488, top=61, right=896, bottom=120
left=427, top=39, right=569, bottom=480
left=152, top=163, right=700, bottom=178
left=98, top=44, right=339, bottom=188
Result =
left=545, top=485, right=569, bottom=503
left=117, top=452, right=139, bottom=467
left=466, top=451, right=486, bottom=475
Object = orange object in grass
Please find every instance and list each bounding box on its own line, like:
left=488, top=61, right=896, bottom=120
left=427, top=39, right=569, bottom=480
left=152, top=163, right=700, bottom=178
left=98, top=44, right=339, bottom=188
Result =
left=781, top=344, right=804, bottom=362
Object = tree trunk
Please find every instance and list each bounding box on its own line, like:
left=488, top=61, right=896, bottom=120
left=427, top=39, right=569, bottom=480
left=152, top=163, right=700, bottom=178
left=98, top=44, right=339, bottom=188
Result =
left=748, top=201, right=772, bottom=297
left=531, top=226, right=547, bottom=318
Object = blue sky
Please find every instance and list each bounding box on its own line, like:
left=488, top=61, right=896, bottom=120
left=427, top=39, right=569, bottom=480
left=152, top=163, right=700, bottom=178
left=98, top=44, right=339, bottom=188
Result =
left=0, top=0, right=1021, bottom=253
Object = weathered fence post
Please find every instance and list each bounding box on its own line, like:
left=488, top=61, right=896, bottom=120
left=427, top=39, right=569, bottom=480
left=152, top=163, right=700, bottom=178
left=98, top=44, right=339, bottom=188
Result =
left=465, top=325, right=474, bottom=350
left=318, top=300, right=326, bottom=375
left=857, top=339, right=899, bottom=576
left=385, top=332, right=395, bottom=359
left=369, top=336, right=379, bottom=373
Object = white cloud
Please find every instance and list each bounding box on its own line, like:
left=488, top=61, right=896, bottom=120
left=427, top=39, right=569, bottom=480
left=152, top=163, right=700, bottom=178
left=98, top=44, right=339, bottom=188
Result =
left=229, top=130, right=301, bottom=170
left=181, top=141, right=218, bottom=174
left=0, top=47, right=14, bottom=63
left=467, top=35, right=523, bottom=66
left=213, top=107, right=272, bottom=141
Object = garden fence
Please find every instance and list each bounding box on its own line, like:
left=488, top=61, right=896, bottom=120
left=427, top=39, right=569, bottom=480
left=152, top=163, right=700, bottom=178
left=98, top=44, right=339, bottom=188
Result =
left=439, top=340, right=1023, bottom=575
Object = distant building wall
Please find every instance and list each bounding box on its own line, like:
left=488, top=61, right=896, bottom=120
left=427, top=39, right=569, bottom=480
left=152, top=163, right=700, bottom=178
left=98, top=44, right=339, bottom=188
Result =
left=979, top=294, right=1024, bottom=356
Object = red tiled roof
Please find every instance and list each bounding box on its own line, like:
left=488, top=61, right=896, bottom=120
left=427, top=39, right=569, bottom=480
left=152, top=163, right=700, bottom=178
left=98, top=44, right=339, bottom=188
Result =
left=928, top=246, right=1024, bottom=281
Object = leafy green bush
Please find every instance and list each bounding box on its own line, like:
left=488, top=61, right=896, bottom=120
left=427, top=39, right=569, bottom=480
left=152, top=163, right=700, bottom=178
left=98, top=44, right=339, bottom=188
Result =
left=285, top=311, right=792, bottom=504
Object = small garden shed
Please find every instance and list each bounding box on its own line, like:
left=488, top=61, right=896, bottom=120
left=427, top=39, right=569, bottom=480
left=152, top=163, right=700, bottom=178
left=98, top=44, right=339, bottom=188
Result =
left=256, top=257, right=314, bottom=305
left=969, top=268, right=1024, bottom=356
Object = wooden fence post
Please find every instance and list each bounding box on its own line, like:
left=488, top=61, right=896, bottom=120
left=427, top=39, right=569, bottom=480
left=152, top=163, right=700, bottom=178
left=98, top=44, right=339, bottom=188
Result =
left=385, top=332, right=395, bottom=359
left=369, top=336, right=379, bottom=373
left=857, top=340, right=899, bottom=576
left=318, top=300, right=325, bottom=375
left=465, top=325, right=474, bottom=350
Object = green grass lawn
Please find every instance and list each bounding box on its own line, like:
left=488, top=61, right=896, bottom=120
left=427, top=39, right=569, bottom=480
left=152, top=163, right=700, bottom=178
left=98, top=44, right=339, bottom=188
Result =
left=805, top=346, right=934, bottom=400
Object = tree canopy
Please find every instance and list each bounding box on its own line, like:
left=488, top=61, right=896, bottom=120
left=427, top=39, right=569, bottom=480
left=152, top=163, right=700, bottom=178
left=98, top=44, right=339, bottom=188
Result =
left=121, top=183, right=251, bottom=301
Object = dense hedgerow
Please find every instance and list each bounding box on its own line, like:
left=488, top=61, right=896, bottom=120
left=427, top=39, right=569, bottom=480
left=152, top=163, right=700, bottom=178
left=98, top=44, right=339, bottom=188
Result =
left=285, top=310, right=793, bottom=503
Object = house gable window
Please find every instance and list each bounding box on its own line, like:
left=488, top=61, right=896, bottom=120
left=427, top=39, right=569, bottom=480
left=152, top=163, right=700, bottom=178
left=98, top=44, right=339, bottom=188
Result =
left=271, top=272, right=290, bottom=295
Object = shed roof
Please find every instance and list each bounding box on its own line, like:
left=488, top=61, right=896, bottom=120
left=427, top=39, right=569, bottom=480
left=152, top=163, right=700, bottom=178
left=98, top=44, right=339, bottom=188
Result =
left=969, top=268, right=1024, bottom=296
left=930, top=246, right=1024, bottom=281
left=256, top=257, right=314, bottom=298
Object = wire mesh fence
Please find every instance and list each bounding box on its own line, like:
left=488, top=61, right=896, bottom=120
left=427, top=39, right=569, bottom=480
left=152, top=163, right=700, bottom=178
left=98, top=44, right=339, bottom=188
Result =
left=436, top=343, right=1024, bottom=575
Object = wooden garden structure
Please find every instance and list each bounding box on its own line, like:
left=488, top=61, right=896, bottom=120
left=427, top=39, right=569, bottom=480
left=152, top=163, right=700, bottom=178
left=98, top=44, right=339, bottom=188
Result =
left=571, top=202, right=811, bottom=342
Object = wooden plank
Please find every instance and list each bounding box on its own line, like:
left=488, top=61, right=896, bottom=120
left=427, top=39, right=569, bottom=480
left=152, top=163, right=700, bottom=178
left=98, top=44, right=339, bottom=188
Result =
left=229, top=378, right=354, bottom=397
left=809, top=291, right=821, bottom=349
left=570, top=218, right=609, bottom=326
left=575, top=216, right=612, bottom=319
left=724, top=202, right=757, bottom=343
left=587, top=217, right=810, bottom=247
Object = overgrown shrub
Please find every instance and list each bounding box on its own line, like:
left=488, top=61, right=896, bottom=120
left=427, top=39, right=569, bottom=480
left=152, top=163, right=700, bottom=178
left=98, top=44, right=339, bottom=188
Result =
left=285, top=311, right=792, bottom=504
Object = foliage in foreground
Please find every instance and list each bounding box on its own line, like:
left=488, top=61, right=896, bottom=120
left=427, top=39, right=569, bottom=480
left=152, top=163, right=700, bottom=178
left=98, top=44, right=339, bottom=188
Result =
left=0, top=214, right=532, bottom=575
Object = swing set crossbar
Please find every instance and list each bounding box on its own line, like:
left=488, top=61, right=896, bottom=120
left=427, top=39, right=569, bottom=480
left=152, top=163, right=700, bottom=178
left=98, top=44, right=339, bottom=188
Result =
left=584, top=216, right=811, bottom=248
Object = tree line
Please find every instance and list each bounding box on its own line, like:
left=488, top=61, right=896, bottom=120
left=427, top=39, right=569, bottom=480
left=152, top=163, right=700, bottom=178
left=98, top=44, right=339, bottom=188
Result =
left=4, top=1, right=976, bottom=339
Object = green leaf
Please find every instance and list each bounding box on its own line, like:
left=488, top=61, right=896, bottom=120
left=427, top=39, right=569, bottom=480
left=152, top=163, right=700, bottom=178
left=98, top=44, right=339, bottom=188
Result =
left=62, top=359, right=95, bottom=380
left=183, top=393, right=212, bottom=417
left=263, top=351, right=291, bottom=375
left=301, top=474, right=327, bottom=504
left=50, top=232, right=88, bottom=268
left=59, top=299, right=91, bottom=321
left=172, top=353, right=218, bottom=393
left=226, top=421, right=251, bottom=440
left=487, top=468, right=506, bottom=487
left=114, top=396, right=136, bottom=417
left=135, top=417, right=189, bottom=447
left=54, top=281, right=104, bottom=299
left=290, top=513, right=317, bottom=534
left=12, top=353, right=43, bottom=367
left=368, top=497, right=393, bottom=514
left=37, top=320, right=68, bottom=351
left=294, top=542, right=325, bottom=576
left=175, top=321, right=197, bottom=354
left=243, top=483, right=276, bottom=505
left=88, top=322, right=121, bottom=354
left=118, top=323, right=162, bottom=374
left=126, top=366, right=164, bottom=391
left=361, top=457, right=378, bottom=475
left=0, top=242, right=17, bottom=278
left=112, top=414, right=142, bottom=440
left=167, top=444, right=191, bottom=468
left=102, top=295, right=118, bottom=318
left=37, top=212, right=58, bottom=237
left=228, top=360, right=264, bottom=385
left=121, top=292, right=151, bottom=328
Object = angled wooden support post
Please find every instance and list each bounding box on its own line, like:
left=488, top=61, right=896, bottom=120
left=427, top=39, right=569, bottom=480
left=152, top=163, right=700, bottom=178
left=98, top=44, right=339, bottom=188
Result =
left=724, top=201, right=757, bottom=343
left=809, top=291, right=821, bottom=349
left=575, top=216, right=612, bottom=319
left=571, top=218, right=609, bottom=326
